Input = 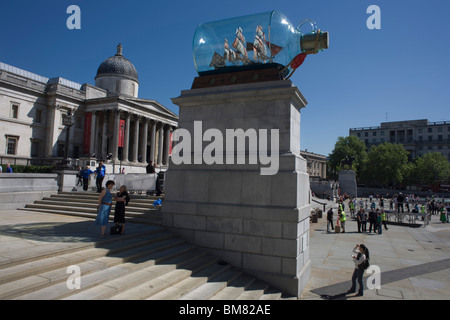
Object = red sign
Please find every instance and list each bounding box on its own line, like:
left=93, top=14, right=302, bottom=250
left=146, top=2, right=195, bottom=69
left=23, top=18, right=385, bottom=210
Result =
left=83, top=112, right=92, bottom=154
left=118, top=119, right=125, bottom=147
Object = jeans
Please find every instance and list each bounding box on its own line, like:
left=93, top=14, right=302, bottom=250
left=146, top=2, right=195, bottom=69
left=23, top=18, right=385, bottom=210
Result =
left=327, top=219, right=334, bottom=231
left=96, top=176, right=104, bottom=193
left=350, top=268, right=364, bottom=295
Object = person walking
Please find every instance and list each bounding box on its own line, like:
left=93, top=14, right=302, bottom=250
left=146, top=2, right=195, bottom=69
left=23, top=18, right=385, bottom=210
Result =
left=339, top=203, right=346, bottom=233
left=76, top=166, right=83, bottom=187
left=362, top=211, right=368, bottom=233
left=95, top=180, right=115, bottom=238
left=440, top=204, right=448, bottom=223
left=368, top=209, right=377, bottom=233
left=113, top=185, right=130, bottom=234
left=377, top=211, right=382, bottom=234
left=356, top=208, right=364, bottom=233
left=381, top=210, right=388, bottom=230
left=348, top=244, right=370, bottom=296
left=327, top=207, right=334, bottom=232
left=94, top=161, right=106, bottom=193
left=81, top=165, right=94, bottom=191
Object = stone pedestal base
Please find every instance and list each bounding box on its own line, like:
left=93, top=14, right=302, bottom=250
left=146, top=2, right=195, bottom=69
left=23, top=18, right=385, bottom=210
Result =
left=162, top=80, right=312, bottom=297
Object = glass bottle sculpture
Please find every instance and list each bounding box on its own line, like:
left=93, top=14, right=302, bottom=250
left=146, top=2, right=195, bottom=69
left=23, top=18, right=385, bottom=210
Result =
left=193, top=10, right=329, bottom=78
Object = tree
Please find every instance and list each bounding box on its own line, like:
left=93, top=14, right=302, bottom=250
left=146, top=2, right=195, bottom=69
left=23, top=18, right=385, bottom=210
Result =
left=365, top=143, right=409, bottom=187
left=414, top=152, right=450, bottom=186
left=328, top=136, right=368, bottom=179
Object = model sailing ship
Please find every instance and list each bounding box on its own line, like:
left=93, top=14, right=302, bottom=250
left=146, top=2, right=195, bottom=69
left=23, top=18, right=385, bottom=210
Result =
left=209, top=25, right=282, bottom=70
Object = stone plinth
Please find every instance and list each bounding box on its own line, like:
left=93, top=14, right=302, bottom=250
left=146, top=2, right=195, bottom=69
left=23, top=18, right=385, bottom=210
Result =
left=161, top=80, right=312, bottom=297
left=338, top=170, right=357, bottom=197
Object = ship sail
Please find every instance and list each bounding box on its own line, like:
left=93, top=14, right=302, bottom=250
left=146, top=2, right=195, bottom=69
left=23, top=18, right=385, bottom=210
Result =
left=232, top=27, right=250, bottom=64
left=253, top=25, right=269, bottom=62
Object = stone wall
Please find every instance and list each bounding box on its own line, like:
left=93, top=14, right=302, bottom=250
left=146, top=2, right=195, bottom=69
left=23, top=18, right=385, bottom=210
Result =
left=0, top=173, right=59, bottom=209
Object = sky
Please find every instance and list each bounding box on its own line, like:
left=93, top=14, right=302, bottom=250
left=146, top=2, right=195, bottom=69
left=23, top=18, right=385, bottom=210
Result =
left=1, top=0, right=449, bottom=157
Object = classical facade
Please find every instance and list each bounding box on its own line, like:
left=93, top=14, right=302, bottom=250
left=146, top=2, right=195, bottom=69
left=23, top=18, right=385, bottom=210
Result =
left=0, top=44, right=178, bottom=172
left=349, top=119, right=450, bottom=162
left=300, top=149, right=327, bottom=179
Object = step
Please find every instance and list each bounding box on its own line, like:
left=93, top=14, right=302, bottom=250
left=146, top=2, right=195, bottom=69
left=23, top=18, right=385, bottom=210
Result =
left=58, top=192, right=163, bottom=202
left=62, top=248, right=208, bottom=300
left=43, top=195, right=159, bottom=210
left=11, top=237, right=189, bottom=300
left=179, top=267, right=243, bottom=300
left=236, top=280, right=270, bottom=300
left=0, top=228, right=166, bottom=283
left=19, top=207, right=162, bottom=225
left=26, top=202, right=160, bottom=216
left=210, top=273, right=257, bottom=300
left=110, top=254, right=220, bottom=300
left=146, top=261, right=232, bottom=300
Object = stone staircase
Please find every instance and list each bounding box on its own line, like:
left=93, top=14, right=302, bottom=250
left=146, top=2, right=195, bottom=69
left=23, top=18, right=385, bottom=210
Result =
left=19, top=191, right=163, bottom=225
left=2, top=192, right=290, bottom=300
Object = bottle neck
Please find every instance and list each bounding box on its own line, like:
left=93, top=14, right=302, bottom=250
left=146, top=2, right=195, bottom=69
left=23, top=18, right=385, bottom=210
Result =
left=300, top=31, right=329, bottom=54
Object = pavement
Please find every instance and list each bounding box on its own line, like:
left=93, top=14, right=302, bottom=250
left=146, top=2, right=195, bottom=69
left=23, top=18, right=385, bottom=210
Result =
left=301, top=200, right=450, bottom=300
left=0, top=199, right=449, bottom=300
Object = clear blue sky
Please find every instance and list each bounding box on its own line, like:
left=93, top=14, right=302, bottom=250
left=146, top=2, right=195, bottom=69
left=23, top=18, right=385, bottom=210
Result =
left=1, top=0, right=449, bottom=156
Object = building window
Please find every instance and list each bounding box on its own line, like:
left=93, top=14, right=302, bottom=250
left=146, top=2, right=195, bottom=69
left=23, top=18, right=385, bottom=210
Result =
left=6, top=136, right=18, bottom=155
left=438, top=127, right=443, bottom=133
left=11, top=104, right=19, bottom=119
left=428, top=136, right=433, bottom=142
left=372, top=132, right=377, bottom=136
left=438, top=135, right=443, bottom=142
left=418, top=128, right=423, bottom=134
left=428, top=127, right=432, bottom=133
left=418, top=136, right=423, bottom=141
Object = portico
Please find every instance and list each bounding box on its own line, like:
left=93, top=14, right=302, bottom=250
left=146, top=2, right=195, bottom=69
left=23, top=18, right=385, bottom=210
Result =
left=85, top=101, right=176, bottom=169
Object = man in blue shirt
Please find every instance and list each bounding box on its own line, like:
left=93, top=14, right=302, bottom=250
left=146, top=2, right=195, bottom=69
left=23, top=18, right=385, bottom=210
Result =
left=94, top=161, right=106, bottom=193
left=5, top=164, right=13, bottom=173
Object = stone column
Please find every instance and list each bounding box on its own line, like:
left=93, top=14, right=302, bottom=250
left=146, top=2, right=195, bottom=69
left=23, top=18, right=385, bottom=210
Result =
left=161, top=80, right=311, bottom=297
left=89, top=111, right=97, bottom=156
left=157, top=122, right=164, bottom=165
left=149, top=120, right=157, bottom=164
left=101, top=110, right=108, bottom=160
left=140, top=117, right=149, bottom=164
left=123, top=112, right=131, bottom=162
left=163, top=125, right=171, bottom=165
left=112, top=109, right=121, bottom=163
left=132, top=116, right=140, bottom=163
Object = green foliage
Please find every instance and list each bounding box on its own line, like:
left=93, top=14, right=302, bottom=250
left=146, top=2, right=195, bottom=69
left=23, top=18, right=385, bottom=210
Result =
left=365, top=143, right=409, bottom=186
left=328, top=136, right=368, bottom=178
left=413, top=152, right=450, bottom=185
left=328, top=136, right=450, bottom=187
left=1, top=165, right=54, bottom=173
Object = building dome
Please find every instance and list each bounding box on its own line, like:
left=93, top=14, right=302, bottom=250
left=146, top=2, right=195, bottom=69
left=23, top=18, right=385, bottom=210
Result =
left=95, top=44, right=139, bottom=98
left=95, top=44, right=139, bottom=83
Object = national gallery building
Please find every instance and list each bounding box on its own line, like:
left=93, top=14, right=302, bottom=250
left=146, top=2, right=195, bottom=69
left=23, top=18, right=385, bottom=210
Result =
left=0, top=44, right=178, bottom=172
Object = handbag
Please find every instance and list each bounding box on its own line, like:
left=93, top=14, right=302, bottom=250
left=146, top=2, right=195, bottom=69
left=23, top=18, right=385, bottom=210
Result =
left=110, top=224, right=122, bottom=235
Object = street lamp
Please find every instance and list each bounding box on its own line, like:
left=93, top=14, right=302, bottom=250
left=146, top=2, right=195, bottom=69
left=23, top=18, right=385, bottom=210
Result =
left=57, top=109, right=75, bottom=170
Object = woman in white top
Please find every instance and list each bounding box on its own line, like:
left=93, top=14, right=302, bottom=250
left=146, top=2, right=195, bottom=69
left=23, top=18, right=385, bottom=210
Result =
left=348, top=244, right=369, bottom=296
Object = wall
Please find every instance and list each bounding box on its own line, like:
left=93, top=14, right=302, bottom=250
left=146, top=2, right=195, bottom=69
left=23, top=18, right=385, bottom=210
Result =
left=0, top=173, right=59, bottom=209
